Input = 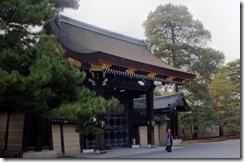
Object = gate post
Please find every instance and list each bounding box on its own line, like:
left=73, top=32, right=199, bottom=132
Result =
left=94, top=72, right=106, bottom=154
left=146, top=81, right=156, bottom=148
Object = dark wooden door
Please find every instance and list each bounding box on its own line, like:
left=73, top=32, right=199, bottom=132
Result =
left=104, top=113, right=128, bottom=148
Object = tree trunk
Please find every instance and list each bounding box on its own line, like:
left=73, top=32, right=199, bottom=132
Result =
left=192, top=125, right=198, bottom=139
left=219, top=124, right=224, bottom=137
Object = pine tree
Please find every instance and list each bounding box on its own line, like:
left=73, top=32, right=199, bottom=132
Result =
left=209, top=59, right=240, bottom=136
left=143, top=3, right=225, bottom=139
left=0, top=0, right=118, bottom=133
left=143, top=3, right=211, bottom=69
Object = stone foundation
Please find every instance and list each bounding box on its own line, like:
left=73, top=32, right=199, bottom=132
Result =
left=22, top=150, right=57, bottom=158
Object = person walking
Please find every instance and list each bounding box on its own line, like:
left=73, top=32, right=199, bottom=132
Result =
left=165, top=128, right=173, bottom=152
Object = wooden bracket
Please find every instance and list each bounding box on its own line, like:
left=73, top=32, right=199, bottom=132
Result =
left=166, top=76, right=175, bottom=81
left=68, top=57, right=81, bottom=67
left=125, top=68, right=136, bottom=74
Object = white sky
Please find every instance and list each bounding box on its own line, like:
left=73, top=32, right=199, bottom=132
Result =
left=61, top=0, right=240, bottom=64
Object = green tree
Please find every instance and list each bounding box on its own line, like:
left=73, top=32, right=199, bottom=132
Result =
left=209, top=59, right=240, bottom=136
left=0, top=0, right=118, bottom=133
left=190, top=48, right=225, bottom=84
left=227, top=59, right=240, bottom=136
left=180, top=79, right=217, bottom=139
left=143, top=3, right=225, bottom=139
left=143, top=3, right=211, bottom=69
left=182, top=48, right=225, bottom=138
left=180, top=48, right=224, bottom=139
left=226, top=59, right=240, bottom=101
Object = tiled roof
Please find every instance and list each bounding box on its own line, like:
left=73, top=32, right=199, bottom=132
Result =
left=45, top=14, right=196, bottom=82
left=48, top=14, right=178, bottom=70
left=133, top=92, right=192, bottom=112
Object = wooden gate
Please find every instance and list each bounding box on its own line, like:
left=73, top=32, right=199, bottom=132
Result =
left=84, top=103, right=129, bottom=149
left=104, top=113, right=128, bottom=148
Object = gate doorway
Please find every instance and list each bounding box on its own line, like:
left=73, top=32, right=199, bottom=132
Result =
left=105, top=113, right=128, bottom=148
left=83, top=104, right=129, bottom=149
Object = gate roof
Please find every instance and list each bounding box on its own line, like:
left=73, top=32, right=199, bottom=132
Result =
left=45, top=15, right=196, bottom=84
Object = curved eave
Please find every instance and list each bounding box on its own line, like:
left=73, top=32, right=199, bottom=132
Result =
left=63, top=47, right=196, bottom=83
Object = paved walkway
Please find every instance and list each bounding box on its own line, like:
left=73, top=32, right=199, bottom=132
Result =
left=61, top=146, right=176, bottom=158
left=59, top=138, right=239, bottom=159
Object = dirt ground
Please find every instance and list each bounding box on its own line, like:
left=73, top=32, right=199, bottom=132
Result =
left=182, top=135, right=240, bottom=144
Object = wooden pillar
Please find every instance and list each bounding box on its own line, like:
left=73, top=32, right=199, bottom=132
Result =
left=125, top=92, right=134, bottom=146
left=146, top=81, right=155, bottom=147
left=37, top=116, right=42, bottom=151
left=60, top=123, right=65, bottom=155
left=169, top=110, right=178, bottom=138
left=174, top=84, right=179, bottom=138
left=175, top=113, right=179, bottom=138
left=94, top=72, right=106, bottom=152
left=95, top=87, right=106, bottom=151
left=79, top=133, right=85, bottom=152
left=22, top=114, right=31, bottom=152
left=171, top=112, right=175, bottom=138
left=47, top=119, right=53, bottom=150
left=95, top=116, right=106, bottom=151
left=3, top=111, right=10, bottom=151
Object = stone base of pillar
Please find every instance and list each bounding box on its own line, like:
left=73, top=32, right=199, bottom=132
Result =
left=22, top=150, right=57, bottom=158
left=82, top=149, right=94, bottom=153
left=93, top=150, right=107, bottom=155
left=131, top=144, right=140, bottom=148
left=146, top=144, right=156, bottom=148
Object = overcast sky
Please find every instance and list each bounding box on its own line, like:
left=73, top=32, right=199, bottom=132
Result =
left=61, top=0, right=240, bottom=64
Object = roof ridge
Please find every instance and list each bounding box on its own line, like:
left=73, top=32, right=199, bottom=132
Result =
left=134, top=92, right=183, bottom=101
left=154, top=91, right=183, bottom=99
left=58, top=14, right=148, bottom=47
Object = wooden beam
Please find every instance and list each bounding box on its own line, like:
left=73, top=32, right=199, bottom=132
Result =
left=90, top=62, right=112, bottom=71
left=106, top=77, right=149, bottom=92
left=64, top=49, right=196, bottom=81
